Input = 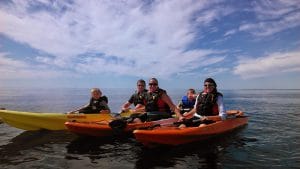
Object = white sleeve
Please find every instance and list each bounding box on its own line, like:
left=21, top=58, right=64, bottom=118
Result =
left=217, top=95, right=227, bottom=120
left=194, top=95, right=199, bottom=109
left=192, top=95, right=202, bottom=118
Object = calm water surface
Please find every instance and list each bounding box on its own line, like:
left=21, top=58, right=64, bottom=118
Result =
left=0, top=88, right=299, bottom=169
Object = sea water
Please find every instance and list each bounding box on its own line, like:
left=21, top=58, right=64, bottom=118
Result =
left=0, top=88, right=299, bottom=169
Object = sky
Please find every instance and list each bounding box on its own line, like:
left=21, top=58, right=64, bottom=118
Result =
left=0, top=0, right=300, bottom=90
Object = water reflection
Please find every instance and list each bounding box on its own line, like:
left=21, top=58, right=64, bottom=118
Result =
left=66, top=135, right=138, bottom=165
left=0, top=130, right=74, bottom=165
left=66, top=136, right=116, bottom=154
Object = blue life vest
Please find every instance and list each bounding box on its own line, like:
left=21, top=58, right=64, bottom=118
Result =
left=181, top=96, right=195, bottom=109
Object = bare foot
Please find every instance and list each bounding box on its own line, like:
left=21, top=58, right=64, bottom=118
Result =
left=178, top=124, right=186, bottom=128
left=133, top=118, right=142, bottom=123
left=199, top=124, right=206, bottom=127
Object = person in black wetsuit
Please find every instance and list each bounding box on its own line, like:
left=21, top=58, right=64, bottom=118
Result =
left=68, top=88, right=111, bottom=114
left=121, top=79, right=148, bottom=113
left=132, top=77, right=183, bottom=123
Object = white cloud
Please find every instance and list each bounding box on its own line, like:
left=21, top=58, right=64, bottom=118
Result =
left=203, top=67, right=229, bottom=76
left=0, top=53, right=71, bottom=79
left=252, top=0, right=300, bottom=20
left=233, top=51, right=300, bottom=79
left=196, top=5, right=235, bottom=26
left=0, top=0, right=230, bottom=78
left=239, top=0, right=300, bottom=36
left=224, top=29, right=237, bottom=37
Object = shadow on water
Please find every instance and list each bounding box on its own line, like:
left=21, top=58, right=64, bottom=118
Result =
left=65, top=134, right=138, bottom=163
left=135, top=126, right=257, bottom=169
left=0, top=130, right=75, bottom=165
left=66, top=136, right=118, bottom=155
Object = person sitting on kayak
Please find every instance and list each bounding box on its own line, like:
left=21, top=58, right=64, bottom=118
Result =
left=177, top=88, right=197, bottom=114
left=180, top=78, right=226, bottom=127
left=132, top=77, right=183, bottom=123
left=121, top=79, right=148, bottom=113
left=68, top=88, right=111, bottom=114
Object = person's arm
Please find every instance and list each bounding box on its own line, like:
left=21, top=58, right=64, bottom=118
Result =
left=134, top=104, right=145, bottom=113
left=101, top=96, right=108, bottom=104
left=121, top=101, right=132, bottom=112
left=183, top=107, right=196, bottom=119
left=161, top=93, right=183, bottom=119
left=182, top=95, right=198, bottom=118
left=121, top=94, right=135, bottom=112
left=216, top=95, right=226, bottom=120
left=99, top=101, right=111, bottom=114
left=177, top=100, right=183, bottom=109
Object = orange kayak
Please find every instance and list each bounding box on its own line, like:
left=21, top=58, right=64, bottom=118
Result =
left=133, top=115, right=248, bottom=146
left=65, top=118, right=178, bottom=137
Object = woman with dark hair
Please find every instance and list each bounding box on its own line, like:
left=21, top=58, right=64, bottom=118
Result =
left=181, top=78, right=226, bottom=126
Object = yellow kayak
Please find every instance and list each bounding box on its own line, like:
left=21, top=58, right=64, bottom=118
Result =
left=0, top=109, right=133, bottom=131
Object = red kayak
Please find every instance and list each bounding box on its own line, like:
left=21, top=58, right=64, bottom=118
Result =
left=133, top=112, right=248, bottom=146
left=65, top=118, right=178, bottom=137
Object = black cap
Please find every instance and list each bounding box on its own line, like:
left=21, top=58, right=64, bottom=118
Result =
left=204, top=78, right=217, bottom=87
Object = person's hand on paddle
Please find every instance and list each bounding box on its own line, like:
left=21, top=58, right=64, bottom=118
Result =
left=178, top=116, right=185, bottom=122
left=99, top=110, right=110, bottom=114
left=199, top=115, right=208, bottom=121
left=182, top=108, right=196, bottom=119
left=67, top=110, right=80, bottom=114
left=121, top=107, right=130, bottom=112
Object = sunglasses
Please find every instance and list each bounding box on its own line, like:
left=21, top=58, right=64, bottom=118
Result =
left=204, top=84, right=214, bottom=87
left=149, top=83, right=158, bottom=86
left=137, top=84, right=145, bottom=87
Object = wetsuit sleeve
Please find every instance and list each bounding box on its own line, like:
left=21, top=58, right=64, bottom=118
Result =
left=100, top=101, right=111, bottom=112
left=217, top=95, right=227, bottom=120
left=128, top=94, right=135, bottom=104
left=102, top=96, right=108, bottom=104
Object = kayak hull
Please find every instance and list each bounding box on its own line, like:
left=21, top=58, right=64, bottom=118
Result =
left=65, top=118, right=178, bottom=137
left=0, top=109, right=132, bottom=131
left=133, top=116, right=248, bottom=146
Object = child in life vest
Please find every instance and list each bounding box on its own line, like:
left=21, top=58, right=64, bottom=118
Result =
left=68, top=88, right=111, bottom=114
left=177, top=88, right=197, bottom=114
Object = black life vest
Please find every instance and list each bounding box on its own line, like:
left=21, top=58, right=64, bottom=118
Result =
left=145, top=88, right=171, bottom=113
left=82, top=96, right=109, bottom=114
left=195, top=91, right=222, bottom=116
left=129, top=89, right=148, bottom=106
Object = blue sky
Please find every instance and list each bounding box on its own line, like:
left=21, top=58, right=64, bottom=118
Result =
left=0, top=0, right=300, bottom=89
